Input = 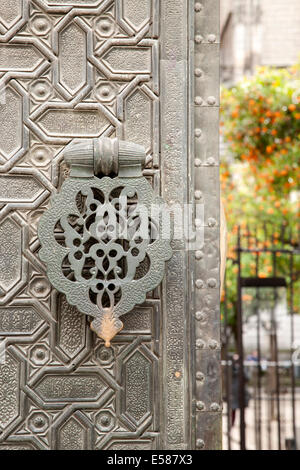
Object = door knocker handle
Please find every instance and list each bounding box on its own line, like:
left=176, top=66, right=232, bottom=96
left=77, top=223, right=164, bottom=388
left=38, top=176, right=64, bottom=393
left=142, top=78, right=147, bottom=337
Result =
left=38, top=137, right=172, bottom=347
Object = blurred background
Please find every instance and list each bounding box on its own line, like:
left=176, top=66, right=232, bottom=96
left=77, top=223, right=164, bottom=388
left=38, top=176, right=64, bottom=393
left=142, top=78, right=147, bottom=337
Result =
left=220, top=0, right=300, bottom=450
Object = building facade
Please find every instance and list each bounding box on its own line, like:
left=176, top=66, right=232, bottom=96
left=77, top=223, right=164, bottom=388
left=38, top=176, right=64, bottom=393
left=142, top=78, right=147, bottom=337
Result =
left=221, top=0, right=300, bottom=85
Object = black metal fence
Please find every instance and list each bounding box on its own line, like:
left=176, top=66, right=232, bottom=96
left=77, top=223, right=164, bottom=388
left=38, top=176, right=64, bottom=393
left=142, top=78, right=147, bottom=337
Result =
left=222, top=224, right=300, bottom=450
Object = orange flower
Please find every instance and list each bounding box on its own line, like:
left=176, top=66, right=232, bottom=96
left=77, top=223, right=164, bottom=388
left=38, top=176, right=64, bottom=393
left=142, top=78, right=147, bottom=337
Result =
left=295, top=113, right=300, bottom=119
left=266, top=145, right=273, bottom=154
left=289, top=104, right=296, bottom=112
left=271, top=129, right=277, bottom=136
left=267, top=208, right=274, bottom=214
left=242, top=294, right=253, bottom=302
left=274, top=201, right=281, bottom=208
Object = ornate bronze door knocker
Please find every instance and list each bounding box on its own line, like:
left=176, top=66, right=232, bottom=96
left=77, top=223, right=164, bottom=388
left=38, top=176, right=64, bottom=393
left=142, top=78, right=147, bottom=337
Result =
left=38, top=137, right=172, bottom=347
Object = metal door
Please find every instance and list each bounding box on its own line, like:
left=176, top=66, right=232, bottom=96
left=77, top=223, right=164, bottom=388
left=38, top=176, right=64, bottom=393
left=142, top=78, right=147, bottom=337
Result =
left=0, top=0, right=221, bottom=450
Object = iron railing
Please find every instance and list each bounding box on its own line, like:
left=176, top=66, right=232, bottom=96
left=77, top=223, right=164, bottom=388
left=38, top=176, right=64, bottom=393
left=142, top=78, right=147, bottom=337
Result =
left=222, top=224, right=300, bottom=450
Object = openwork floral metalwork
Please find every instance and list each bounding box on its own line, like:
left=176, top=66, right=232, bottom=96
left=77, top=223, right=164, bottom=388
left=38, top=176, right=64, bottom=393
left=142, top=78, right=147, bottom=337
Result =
left=39, top=162, right=172, bottom=346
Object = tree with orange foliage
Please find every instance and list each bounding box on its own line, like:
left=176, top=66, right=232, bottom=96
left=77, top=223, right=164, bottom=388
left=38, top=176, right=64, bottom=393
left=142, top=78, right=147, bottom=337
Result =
left=220, top=64, right=300, bottom=331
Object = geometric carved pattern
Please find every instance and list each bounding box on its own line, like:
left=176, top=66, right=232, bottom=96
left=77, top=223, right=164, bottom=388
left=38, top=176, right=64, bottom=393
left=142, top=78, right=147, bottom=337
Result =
left=34, top=374, right=107, bottom=402
left=0, top=353, right=19, bottom=431
left=58, top=416, right=86, bottom=450
left=0, top=306, right=42, bottom=335
left=0, top=0, right=221, bottom=451
left=0, top=0, right=161, bottom=450
left=0, top=218, right=22, bottom=293
left=57, top=295, right=86, bottom=359
left=124, top=350, right=151, bottom=424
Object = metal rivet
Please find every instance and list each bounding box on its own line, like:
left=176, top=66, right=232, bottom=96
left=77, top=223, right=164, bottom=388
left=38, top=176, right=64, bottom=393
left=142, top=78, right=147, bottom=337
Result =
left=207, top=95, right=216, bottom=105
left=100, top=415, right=110, bottom=426
left=194, top=158, right=201, bottom=167
left=210, top=403, right=221, bottom=412
left=195, top=250, right=203, bottom=260
left=208, top=217, right=216, bottom=227
left=195, top=311, right=206, bottom=322
left=195, top=35, right=203, bottom=44
left=206, top=157, right=215, bottom=166
left=194, top=68, right=203, bottom=77
left=196, top=371, right=205, bottom=381
left=194, top=190, right=202, bottom=200
left=196, top=401, right=205, bottom=411
left=208, top=339, right=218, bottom=349
left=196, top=439, right=205, bottom=449
left=207, top=278, right=217, bottom=288
left=196, top=339, right=205, bottom=349
left=194, top=3, right=203, bottom=12
left=195, top=96, right=203, bottom=105
left=207, top=34, right=216, bottom=43
left=194, top=128, right=202, bottom=138
left=195, top=279, right=204, bottom=289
